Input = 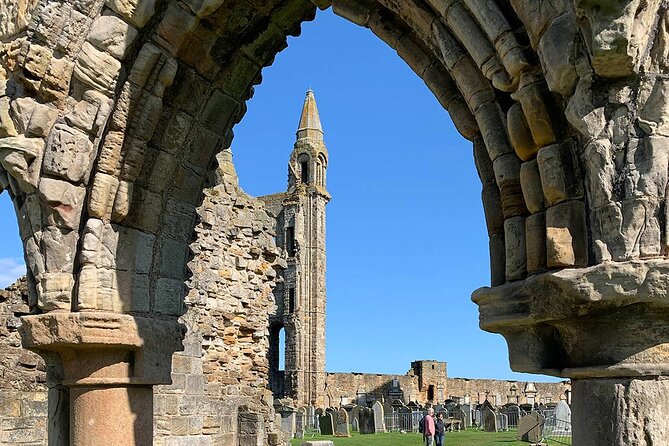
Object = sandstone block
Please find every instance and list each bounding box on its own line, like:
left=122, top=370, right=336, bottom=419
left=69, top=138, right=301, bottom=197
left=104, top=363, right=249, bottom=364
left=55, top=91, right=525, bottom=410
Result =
left=538, top=12, right=578, bottom=97
left=581, top=139, right=616, bottom=209
left=154, top=3, right=198, bottom=56
left=106, top=0, right=156, bottom=27
left=520, top=159, right=545, bottom=214
left=88, top=172, right=120, bottom=220
left=504, top=216, right=527, bottom=281
left=36, top=271, right=72, bottom=311
left=11, top=97, right=59, bottom=137
left=475, top=100, right=515, bottom=161
left=43, top=124, right=95, bottom=183
left=73, top=42, right=121, bottom=94
left=638, top=78, right=669, bottom=137
left=493, top=153, right=528, bottom=218
left=525, top=212, right=546, bottom=275
left=507, top=102, right=538, bottom=161
left=0, top=97, right=18, bottom=137
left=546, top=200, right=587, bottom=268
left=510, top=0, right=567, bottom=48
left=537, top=142, right=583, bottom=206
left=482, top=182, right=504, bottom=236
left=0, top=135, right=44, bottom=192
left=155, top=278, right=185, bottom=315
left=332, top=0, right=374, bottom=26
left=512, top=75, right=559, bottom=147
left=37, top=177, right=86, bottom=229
left=42, top=56, right=74, bottom=101
left=87, top=14, right=139, bottom=59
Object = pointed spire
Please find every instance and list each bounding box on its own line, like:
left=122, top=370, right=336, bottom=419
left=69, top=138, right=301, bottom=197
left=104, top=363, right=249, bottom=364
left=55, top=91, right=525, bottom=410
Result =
left=297, top=90, right=323, bottom=139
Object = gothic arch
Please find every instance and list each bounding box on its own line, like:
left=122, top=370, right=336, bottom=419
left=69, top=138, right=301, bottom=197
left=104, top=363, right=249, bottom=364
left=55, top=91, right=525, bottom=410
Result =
left=3, top=0, right=669, bottom=444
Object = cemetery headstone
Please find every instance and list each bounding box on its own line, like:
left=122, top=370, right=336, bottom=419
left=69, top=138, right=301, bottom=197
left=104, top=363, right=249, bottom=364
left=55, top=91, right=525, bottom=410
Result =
left=372, top=401, right=385, bottom=433
left=318, top=413, right=334, bottom=436
left=496, top=412, right=509, bottom=431
left=458, top=404, right=472, bottom=428
left=359, top=407, right=376, bottom=434
left=555, top=401, right=571, bottom=423
left=483, top=407, right=498, bottom=432
left=517, top=412, right=544, bottom=442
left=335, top=407, right=350, bottom=437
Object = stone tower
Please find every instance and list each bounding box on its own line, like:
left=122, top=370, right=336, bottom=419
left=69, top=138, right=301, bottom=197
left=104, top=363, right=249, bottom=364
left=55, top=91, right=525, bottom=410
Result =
left=262, top=90, right=330, bottom=408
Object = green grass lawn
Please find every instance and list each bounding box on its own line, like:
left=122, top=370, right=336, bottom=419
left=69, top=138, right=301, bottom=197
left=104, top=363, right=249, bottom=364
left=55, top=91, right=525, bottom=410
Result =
left=290, top=430, right=529, bottom=446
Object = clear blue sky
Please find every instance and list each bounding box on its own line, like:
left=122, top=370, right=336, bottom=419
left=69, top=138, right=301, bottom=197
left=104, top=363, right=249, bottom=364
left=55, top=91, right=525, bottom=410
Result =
left=0, top=8, right=559, bottom=382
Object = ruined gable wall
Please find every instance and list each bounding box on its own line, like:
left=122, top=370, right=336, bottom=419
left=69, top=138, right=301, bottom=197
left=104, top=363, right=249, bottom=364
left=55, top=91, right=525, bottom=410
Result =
left=154, top=154, right=286, bottom=446
left=0, top=278, right=47, bottom=446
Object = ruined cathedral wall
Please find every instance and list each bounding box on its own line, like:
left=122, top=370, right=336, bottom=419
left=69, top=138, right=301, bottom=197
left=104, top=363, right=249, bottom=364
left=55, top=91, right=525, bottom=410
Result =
left=447, top=378, right=570, bottom=405
left=0, top=279, right=47, bottom=446
left=154, top=158, right=286, bottom=446
left=324, top=372, right=419, bottom=405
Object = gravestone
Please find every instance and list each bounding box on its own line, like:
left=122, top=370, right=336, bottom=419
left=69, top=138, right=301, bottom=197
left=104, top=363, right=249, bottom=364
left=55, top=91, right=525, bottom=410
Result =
left=350, top=405, right=360, bottom=431
left=383, top=399, right=394, bottom=418
left=335, top=407, right=350, bottom=437
left=372, top=401, right=385, bottom=433
left=296, top=407, right=306, bottom=439
left=351, top=418, right=359, bottom=432
left=483, top=407, right=498, bottom=432
left=301, top=442, right=334, bottom=446
left=306, top=406, right=316, bottom=431
left=458, top=404, right=472, bottom=427
left=318, top=413, right=334, bottom=436
left=555, top=401, right=571, bottom=435
left=517, top=412, right=544, bottom=442
left=359, top=407, right=376, bottom=434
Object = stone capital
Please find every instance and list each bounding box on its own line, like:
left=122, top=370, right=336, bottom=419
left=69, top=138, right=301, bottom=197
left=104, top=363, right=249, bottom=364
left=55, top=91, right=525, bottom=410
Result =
left=20, top=312, right=184, bottom=386
left=473, top=259, right=669, bottom=379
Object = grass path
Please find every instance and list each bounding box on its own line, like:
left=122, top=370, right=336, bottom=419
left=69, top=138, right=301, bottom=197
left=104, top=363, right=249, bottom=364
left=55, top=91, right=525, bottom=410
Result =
left=290, top=430, right=529, bottom=446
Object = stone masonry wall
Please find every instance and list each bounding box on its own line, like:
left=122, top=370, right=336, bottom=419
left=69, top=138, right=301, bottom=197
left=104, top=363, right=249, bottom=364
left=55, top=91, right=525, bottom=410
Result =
left=153, top=152, right=286, bottom=446
left=0, top=278, right=47, bottom=446
left=325, top=370, right=569, bottom=407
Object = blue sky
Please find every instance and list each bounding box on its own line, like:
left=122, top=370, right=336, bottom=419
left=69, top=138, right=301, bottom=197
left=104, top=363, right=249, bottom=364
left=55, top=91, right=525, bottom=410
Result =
left=0, top=8, right=559, bottom=382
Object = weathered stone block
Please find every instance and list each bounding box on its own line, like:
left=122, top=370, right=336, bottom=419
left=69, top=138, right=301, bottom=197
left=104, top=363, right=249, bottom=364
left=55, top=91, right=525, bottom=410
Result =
left=88, top=172, right=120, bottom=220
left=507, top=102, right=538, bottom=161
left=475, top=100, right=515, bottom=162
left=538, top=12, right=578, bottom=97
left=36, top=271, right=72, bottom=311
left=520, top=159, right=545, bottom=214
left=504, top=216, right=526, bottom=281
left=537, top=142, right=583, bottom=206
left=106, top=0, right=156, bottom=27
left=493, top=153, right=528, bottom=218
left=155, top=278, right=185, bottom=315
left=482, top=182, right=504, bottom=236
left=525, top=212, right=546, bottom=275
left=37, top=177, right=86, bottom=229
left=87, top=14, right=139, bottom=60
left=43, top=124, right=95, bottom=183
left=0, top=135, right=45, bottom=192
left=546, top=200, right=587, bottom=268
left=512, top=75, right=559, bottom=147
left=73, top=42, right=121, bottom=94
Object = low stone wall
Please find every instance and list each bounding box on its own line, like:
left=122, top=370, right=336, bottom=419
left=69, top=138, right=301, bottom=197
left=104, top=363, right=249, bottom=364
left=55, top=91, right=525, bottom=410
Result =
left=447, top=378, right=570, bottom=405
left=325, top=372, right=419, bottom=405
left=0, top=278, right=48, bottom=446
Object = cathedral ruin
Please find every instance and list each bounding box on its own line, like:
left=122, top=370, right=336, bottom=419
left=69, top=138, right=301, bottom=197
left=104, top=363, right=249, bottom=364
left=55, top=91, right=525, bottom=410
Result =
left=2, top=0, right=669, bottom=444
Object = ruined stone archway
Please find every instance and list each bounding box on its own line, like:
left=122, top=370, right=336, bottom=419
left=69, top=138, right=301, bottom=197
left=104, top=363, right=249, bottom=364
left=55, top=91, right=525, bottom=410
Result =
left=3, top=0, right=669, bottom=444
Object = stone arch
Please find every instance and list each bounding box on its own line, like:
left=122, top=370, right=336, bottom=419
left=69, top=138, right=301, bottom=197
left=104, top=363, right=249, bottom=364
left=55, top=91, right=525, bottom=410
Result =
left=3, top=0, right=669, bottom=444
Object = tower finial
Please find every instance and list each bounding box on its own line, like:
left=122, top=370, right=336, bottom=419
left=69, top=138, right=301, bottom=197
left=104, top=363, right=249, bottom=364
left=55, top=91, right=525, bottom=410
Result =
left=297, top=89, right=323, bottom=139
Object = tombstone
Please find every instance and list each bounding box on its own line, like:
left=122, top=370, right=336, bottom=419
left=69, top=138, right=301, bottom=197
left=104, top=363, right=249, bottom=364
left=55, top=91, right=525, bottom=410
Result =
left=318, top=413, right=334, bottom=436
left=555, top=400, right=571, bottom=434
left=274, top=400, right=297, bottom=439
left=458, top=404, right=472, bottom=428
left=501, top=404, right=521, bottom=428
left=517, top=412, right=544, bottom=442
left=358, top=407, right=376, bottom=434
left=383, top=399, right=394, bottom=418
left=350, top=405, right=360, bottom=431
left=482, top=407, right=498, bottom=432
left=351, top=418, right=359, bottom=432
left=334, top=407, right=350, bottom=437
left=295, top=408, right=304, bottom=439
left=372, top=401, right=385, bottom=433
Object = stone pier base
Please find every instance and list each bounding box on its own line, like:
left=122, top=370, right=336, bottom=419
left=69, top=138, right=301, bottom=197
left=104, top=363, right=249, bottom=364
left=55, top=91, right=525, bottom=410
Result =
left=572, top=377, right=669, bottom=446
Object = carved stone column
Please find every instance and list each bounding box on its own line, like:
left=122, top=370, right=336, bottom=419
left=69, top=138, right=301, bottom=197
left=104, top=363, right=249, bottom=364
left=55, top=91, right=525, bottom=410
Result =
left=20, top=312, right=183, bottom=446
left=473, top=259, right=669, bottom=445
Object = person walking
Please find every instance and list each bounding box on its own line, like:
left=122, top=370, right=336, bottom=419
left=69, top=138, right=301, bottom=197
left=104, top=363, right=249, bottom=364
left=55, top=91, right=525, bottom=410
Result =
left=434, top=412, right=446, bottom=446
left=423, top=407, right=435, bottom=445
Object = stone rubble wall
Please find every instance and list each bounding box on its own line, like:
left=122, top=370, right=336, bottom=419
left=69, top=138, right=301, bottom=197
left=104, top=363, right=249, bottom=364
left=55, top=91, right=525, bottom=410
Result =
left=0, top=278, right=47, bottom=446
left=153, top=153, right=286, bottom=446
left=324, top=370, right=569, bottom=407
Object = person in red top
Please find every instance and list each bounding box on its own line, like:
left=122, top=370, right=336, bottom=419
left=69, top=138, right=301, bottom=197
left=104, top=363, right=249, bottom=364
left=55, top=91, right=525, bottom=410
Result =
left=423, top=407, right=435, bottom=445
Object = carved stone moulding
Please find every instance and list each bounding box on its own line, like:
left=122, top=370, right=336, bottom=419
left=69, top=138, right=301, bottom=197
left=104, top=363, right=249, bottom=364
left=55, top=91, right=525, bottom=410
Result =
left=473, top=259, right=669, bottom=379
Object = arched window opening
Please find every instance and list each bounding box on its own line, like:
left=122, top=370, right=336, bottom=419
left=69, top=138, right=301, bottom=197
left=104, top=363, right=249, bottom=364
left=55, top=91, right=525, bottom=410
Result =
left=286, top=226, right=295, bottom=257
left=300, top=161, right=309, bottom=184
left=269, top=323, right=286, bottom=399
left=427, top=385, right=435, bottom=401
